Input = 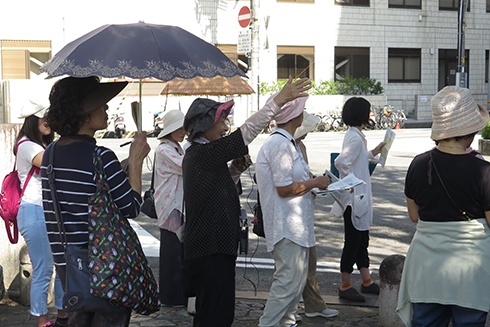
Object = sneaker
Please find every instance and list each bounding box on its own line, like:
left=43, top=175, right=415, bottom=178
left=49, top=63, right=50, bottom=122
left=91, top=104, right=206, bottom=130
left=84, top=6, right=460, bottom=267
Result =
left=42, top=323, right=54, bottom=327
left=53, top=317, right=69, bottom=327
left=305, top=308, right=339, bottom=318
left=294, top=313, right=302, bottom=321
left=339, top=287, right=365, bottom=302
left=288, top=325, right=298, bottom=327
left=361, top=282, right=380, bottom=295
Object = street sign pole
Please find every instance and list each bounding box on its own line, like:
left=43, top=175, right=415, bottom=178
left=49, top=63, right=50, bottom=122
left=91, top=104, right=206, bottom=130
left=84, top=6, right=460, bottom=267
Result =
left=456, top=0, right=468, bottom=87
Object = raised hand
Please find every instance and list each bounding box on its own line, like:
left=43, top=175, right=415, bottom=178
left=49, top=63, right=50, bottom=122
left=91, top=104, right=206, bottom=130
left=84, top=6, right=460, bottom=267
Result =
left=274, top=76, right=312, bottom=108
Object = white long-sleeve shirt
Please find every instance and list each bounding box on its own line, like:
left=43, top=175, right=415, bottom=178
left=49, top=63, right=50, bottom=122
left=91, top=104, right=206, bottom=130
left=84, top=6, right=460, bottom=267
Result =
left=331, top=127, right=378, bottom=231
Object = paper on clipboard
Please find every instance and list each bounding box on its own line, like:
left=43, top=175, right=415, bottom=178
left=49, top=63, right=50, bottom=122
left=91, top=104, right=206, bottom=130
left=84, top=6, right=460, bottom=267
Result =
left=379, top=128, right=396, bottom=168
left=317, top=173, right=365, bottom=195
left=314, top=171, right=363, bottom=212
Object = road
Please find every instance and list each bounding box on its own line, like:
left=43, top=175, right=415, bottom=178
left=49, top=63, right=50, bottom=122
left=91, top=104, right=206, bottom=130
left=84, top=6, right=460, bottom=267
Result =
left=99, top=128, right=483, bottom=295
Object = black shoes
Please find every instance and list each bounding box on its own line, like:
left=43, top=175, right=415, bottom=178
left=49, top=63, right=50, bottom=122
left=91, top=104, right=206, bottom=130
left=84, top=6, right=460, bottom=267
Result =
left=361, top=282, right=380, bottom=295
left=339, top=287, right=365, bottom=302
left=339, top=282, right=380, bottom=302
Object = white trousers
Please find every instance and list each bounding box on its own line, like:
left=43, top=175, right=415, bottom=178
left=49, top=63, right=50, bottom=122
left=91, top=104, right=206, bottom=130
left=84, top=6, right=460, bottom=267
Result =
left=259, top=238, right=309, bottom=327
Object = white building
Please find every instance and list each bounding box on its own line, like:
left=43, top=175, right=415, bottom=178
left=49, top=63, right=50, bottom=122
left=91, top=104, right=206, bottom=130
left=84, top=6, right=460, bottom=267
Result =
left=1, top=0, right=489, bottom=121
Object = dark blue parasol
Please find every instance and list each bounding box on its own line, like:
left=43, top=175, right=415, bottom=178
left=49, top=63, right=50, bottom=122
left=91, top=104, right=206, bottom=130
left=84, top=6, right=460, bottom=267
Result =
left=41, top=22, right=245, bottom=80
left=41, top=22, right=246, bottom=132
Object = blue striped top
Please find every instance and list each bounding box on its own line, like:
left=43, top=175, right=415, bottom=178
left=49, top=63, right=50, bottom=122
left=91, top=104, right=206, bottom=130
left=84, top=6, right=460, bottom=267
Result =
left=41, top=139, right=142, bottom=266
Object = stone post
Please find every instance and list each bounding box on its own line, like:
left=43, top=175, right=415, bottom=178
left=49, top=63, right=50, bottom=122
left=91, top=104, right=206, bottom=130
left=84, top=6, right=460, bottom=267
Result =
left=0, top=265, right=5, bottom=300
left=379, top=254, right=405, bottom=327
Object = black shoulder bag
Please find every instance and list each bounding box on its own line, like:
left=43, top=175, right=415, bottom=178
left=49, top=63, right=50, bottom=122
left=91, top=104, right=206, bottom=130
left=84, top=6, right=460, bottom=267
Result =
left=141, top=153, right=157, bottom=219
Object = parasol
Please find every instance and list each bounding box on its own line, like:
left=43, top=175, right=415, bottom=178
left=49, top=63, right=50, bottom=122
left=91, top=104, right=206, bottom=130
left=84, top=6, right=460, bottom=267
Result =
left=161, top=76, right=254, bottom=96
left=41, top=22, right=246, bottom=132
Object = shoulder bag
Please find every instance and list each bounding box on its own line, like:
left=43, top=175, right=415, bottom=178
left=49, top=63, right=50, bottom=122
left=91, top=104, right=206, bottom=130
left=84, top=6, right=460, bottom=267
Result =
left=141, top=153, right=157, bottom=219
left=88, top=147, right=160, bottom=315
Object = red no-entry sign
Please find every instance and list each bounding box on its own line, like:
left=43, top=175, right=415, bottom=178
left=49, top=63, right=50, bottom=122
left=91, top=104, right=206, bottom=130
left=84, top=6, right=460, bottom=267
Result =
left=238, top=6, right=251, bottom=28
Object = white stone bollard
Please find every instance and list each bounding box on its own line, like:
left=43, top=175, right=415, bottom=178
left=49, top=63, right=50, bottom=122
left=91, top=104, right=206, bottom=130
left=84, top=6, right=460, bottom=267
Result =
left=379, top=254, right=405, bottom=327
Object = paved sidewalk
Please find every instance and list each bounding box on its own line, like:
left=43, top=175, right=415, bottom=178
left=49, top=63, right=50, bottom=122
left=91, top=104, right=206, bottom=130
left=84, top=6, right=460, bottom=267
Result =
left=0, top=292, right=379, bottom=327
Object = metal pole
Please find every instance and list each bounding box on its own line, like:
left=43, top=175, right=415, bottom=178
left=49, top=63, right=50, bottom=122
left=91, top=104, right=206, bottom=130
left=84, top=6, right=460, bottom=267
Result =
left=249, top=0, right=254, bottom=116
left=456, top=0, right=468, bottom=87
left=487, top=50, right=490, bottom=110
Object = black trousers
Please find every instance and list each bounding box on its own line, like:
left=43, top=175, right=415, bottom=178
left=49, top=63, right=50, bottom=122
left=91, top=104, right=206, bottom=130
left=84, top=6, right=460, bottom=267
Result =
left=340, top=206, right=370, bottom=274
left=187, top=254, right=236, bottom=327
left=159, top=228, right=188, bottom=306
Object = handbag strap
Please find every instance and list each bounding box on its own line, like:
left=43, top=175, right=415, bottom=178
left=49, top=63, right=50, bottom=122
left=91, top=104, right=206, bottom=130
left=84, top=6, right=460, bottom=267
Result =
left=16, top=139, right=36, bottom=197
left=149, top=153, right=156, bottom=192
left=428, top=150, right=471, bottom=221
left=45, top=141, right=69, bottom=248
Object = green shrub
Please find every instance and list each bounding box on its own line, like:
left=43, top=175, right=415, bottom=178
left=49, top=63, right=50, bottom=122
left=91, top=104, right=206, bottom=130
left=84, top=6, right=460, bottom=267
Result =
left=259, top=77, right=384, bottom=96
left=481, top=120, right=490, bottom=139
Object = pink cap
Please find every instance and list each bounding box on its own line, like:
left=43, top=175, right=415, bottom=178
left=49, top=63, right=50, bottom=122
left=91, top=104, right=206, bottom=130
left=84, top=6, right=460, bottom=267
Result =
left=214, top=100, right=235, bottom=124
left=271, top=93, right=309, bottom=125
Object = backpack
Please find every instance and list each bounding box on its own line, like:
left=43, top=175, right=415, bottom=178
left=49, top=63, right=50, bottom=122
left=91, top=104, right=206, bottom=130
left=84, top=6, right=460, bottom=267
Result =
left=1, top=140, right=36, bottom=244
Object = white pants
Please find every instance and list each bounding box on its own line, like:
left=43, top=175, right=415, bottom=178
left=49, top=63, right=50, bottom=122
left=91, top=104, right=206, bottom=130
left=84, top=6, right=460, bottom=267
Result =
left=259, top=238, right=309, bottom=327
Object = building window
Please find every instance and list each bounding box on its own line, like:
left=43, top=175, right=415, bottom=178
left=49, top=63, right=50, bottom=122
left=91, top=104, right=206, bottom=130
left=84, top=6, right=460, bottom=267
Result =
left=389, top=0, right=421, bottom=9
left=439, top=0, right=470, bottom=11
left=388, top=48, right=421, bottom=83
left=335, top=47, right=370, bottom=80
left=438, top=49, right=469, bottom=89
left=216, top=44, right=248, bottom=74
left=1, top=40, right=51, bottom=79
left=487, top=0, right=490, bottom=12
left=335, top=0, right=369, bottom=6
left=277, top=46, right=314, bottom=80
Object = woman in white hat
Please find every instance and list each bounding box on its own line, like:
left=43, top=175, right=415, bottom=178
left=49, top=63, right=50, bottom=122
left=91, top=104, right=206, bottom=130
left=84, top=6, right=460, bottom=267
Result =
left=14, top=101, right=68, bottom=327
left=154, top=110, right=189, bottom=307
left=397, top=86, right=490, bottom=326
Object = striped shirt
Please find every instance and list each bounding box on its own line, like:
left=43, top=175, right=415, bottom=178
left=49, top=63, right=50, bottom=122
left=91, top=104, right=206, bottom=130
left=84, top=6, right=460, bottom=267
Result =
left=41, top=138, right=142, bottom=266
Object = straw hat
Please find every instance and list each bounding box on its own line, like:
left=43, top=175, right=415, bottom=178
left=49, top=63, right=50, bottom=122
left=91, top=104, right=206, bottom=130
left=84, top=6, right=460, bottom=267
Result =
left=157, top=110, right=185, bottom=139
left=430, top=86, right=489, bottom=141
left=294, top=112, right=320, bottom=139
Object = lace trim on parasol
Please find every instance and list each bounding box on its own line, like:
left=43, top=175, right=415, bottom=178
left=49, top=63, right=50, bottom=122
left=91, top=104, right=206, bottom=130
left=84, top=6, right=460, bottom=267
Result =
left=44, top=59, right=244, bottom=80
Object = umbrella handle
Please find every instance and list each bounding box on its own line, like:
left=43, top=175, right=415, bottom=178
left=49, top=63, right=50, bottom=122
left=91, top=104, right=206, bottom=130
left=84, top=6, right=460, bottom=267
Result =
left=131, top=101, right=142, bottom=134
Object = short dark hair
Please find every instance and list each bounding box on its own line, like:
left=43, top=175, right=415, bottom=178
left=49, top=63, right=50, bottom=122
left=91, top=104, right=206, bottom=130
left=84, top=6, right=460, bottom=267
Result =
left=434, top=132, right=477, bottom=145
left=14, top=115, right=54, bottom=154
left=45, top=76, right=99, bottom=136
left=341, top=97, right=371, bottom=127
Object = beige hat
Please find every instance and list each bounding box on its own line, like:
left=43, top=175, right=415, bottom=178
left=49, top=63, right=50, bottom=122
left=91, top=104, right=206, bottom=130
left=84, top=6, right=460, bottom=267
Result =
left=430, top=86, right=489, bottom=141
left=157, top=110, right=185, bottom=139
left=18, top=100, right=48, bottom=119
left=294, top=112, right=320, bottom=139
